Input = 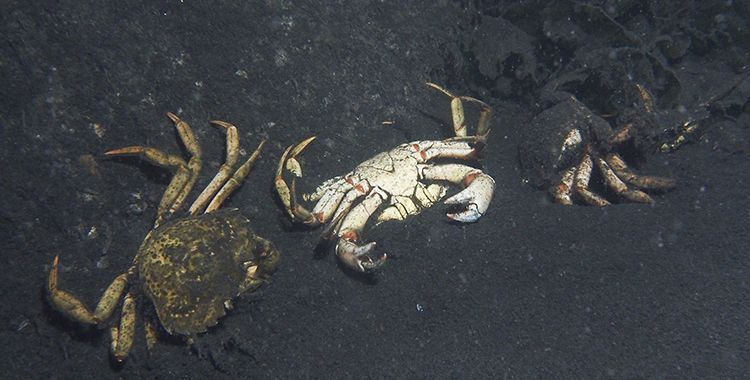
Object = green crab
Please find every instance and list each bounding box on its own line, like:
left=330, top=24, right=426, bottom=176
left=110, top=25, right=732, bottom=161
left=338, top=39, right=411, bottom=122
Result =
left=48, top=113, right=279, bottom=362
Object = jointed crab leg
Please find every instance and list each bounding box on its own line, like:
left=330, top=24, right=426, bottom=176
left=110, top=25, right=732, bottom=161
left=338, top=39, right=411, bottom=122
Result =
left=552, top=166, right=577, bottom=205
left=239, top=236, right=281, bottom=292
left=105, top=113, right=203, bottom=227
left=420, top=163, right=495, bottom=223
left=189, top=120, right=240, bottom=214
left=47, top=255, right=129, bottom=325
left=426, top=82, right=492, bottom=140
left=414, top=140, right=481, bottom=162
left=335, top=187, right=388, bottom=272
left=205, top=138, right=267, bottom=213
left=317, top=186, right=368, bottom=241
left=305, top=177, right=349, bottom=224
left=605, top=153, right=676, bottom=190
left=165, top=112, right=203, bottom=216
left=110, top=291, right=137, bottom=362
left=105, top=146, right=189, bottom=227
left=275, top=136, right=319, bottom=224
left=594, top=156, right=653, bottom=203
left=574, top=149, right=610, bottom=207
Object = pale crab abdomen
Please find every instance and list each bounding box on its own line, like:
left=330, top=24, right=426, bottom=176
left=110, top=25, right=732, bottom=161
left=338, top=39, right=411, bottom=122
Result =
left=350, top=145, right=423, bottom=197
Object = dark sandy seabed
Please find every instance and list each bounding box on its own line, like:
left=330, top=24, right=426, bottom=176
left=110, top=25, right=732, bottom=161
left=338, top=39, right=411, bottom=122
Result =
left=1, top=1, right=749, bottom=378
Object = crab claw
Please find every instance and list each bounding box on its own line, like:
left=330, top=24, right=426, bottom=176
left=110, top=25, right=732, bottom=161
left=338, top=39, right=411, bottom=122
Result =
left=275, top=136, right=319, bottom=224
left=444, top=173, right=495, bottom=223
left=335, top=234, right=387, bottom=273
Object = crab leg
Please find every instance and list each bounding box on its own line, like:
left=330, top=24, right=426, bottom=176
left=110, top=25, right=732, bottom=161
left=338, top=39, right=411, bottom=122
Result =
left=239, top=237, right=281, bottom=293
left=110, top=291, right=137, bottom=362
left=426, top=82, right=493, bottom=140
left=413, top=140, right=479, bottom=162
left=205, top=139, right=266, bottom=213
left=105, top=146, right=189, bottom=227
left=605, top=153, right=676, bottom=190
left=594, top=157, right=653, bottom=204
left=319, top=186, right=368, bottom=241
left=609, top=123, right=635, bottom=145
left=275, top=136, right=320, bottom=224
left=165, top=112, right=203, bottom=216
left=552, top=166, right=577, bottom=205
left=335, top=187, right=388, bottom=272
left=421, top=163, right=495, bottom=223
left=189, top=120, right=240, bottom=214
left=573, top=150, right=610, bottom=207
left=105, top=113, right=202, bottom=227
left=306, top=177, right=350, bottom=224
left=47, top=255, right=128, bottom=324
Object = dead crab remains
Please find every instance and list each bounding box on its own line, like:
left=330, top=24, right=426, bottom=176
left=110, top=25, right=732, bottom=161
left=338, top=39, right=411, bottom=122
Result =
left=275, top=83, right=495, bottom=273
left=48, top=113, right=280, bottom=361
left=519, top=87, right=677, bottom=206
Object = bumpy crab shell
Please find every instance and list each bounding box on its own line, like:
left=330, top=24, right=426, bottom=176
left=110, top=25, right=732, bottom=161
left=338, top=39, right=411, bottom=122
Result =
left=518, top=96, right=676, bottom=205
left=138, top=209, right=278, bottom=336
left=518, top=98, right=614, bottom=189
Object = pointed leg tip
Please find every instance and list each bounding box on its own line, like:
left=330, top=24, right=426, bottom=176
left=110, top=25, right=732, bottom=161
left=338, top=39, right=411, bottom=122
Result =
left=361, top=254, right=387, bottom=272
left=166, top=112, right=179, bottom=121
left=209, top=120, right=233, bottom=129
left=104, top=147, right=143, bottom=156
left=299, top=135, right=318, bottom=148
left=446, top=211, right=481, bottom=223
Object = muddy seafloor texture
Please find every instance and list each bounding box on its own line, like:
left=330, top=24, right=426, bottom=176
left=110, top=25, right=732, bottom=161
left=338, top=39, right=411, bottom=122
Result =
left=2, top=1, right=749, bottom=378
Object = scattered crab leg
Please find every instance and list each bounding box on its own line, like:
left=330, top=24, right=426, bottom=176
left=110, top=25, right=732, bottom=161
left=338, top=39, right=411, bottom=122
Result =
left=165, top=112, right=203, bottom=216
left=335, top=187, right=388, bottom=272
left=421, top=163, right=495, bottom=223
left=47, top=255, right=129, bottom=324
left=189, top=120, right=240, bottom=215
left=606, top=153, right=676, bottom=190
left=205, top=139, right=266, bottom=213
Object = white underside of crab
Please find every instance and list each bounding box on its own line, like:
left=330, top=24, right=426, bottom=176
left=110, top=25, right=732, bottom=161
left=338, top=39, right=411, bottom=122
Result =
left=276, top=83, right=496, bottom=273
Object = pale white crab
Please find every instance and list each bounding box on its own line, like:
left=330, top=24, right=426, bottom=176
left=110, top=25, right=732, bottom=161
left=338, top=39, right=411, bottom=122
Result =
left=275, top=83, right=495, bottom=272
